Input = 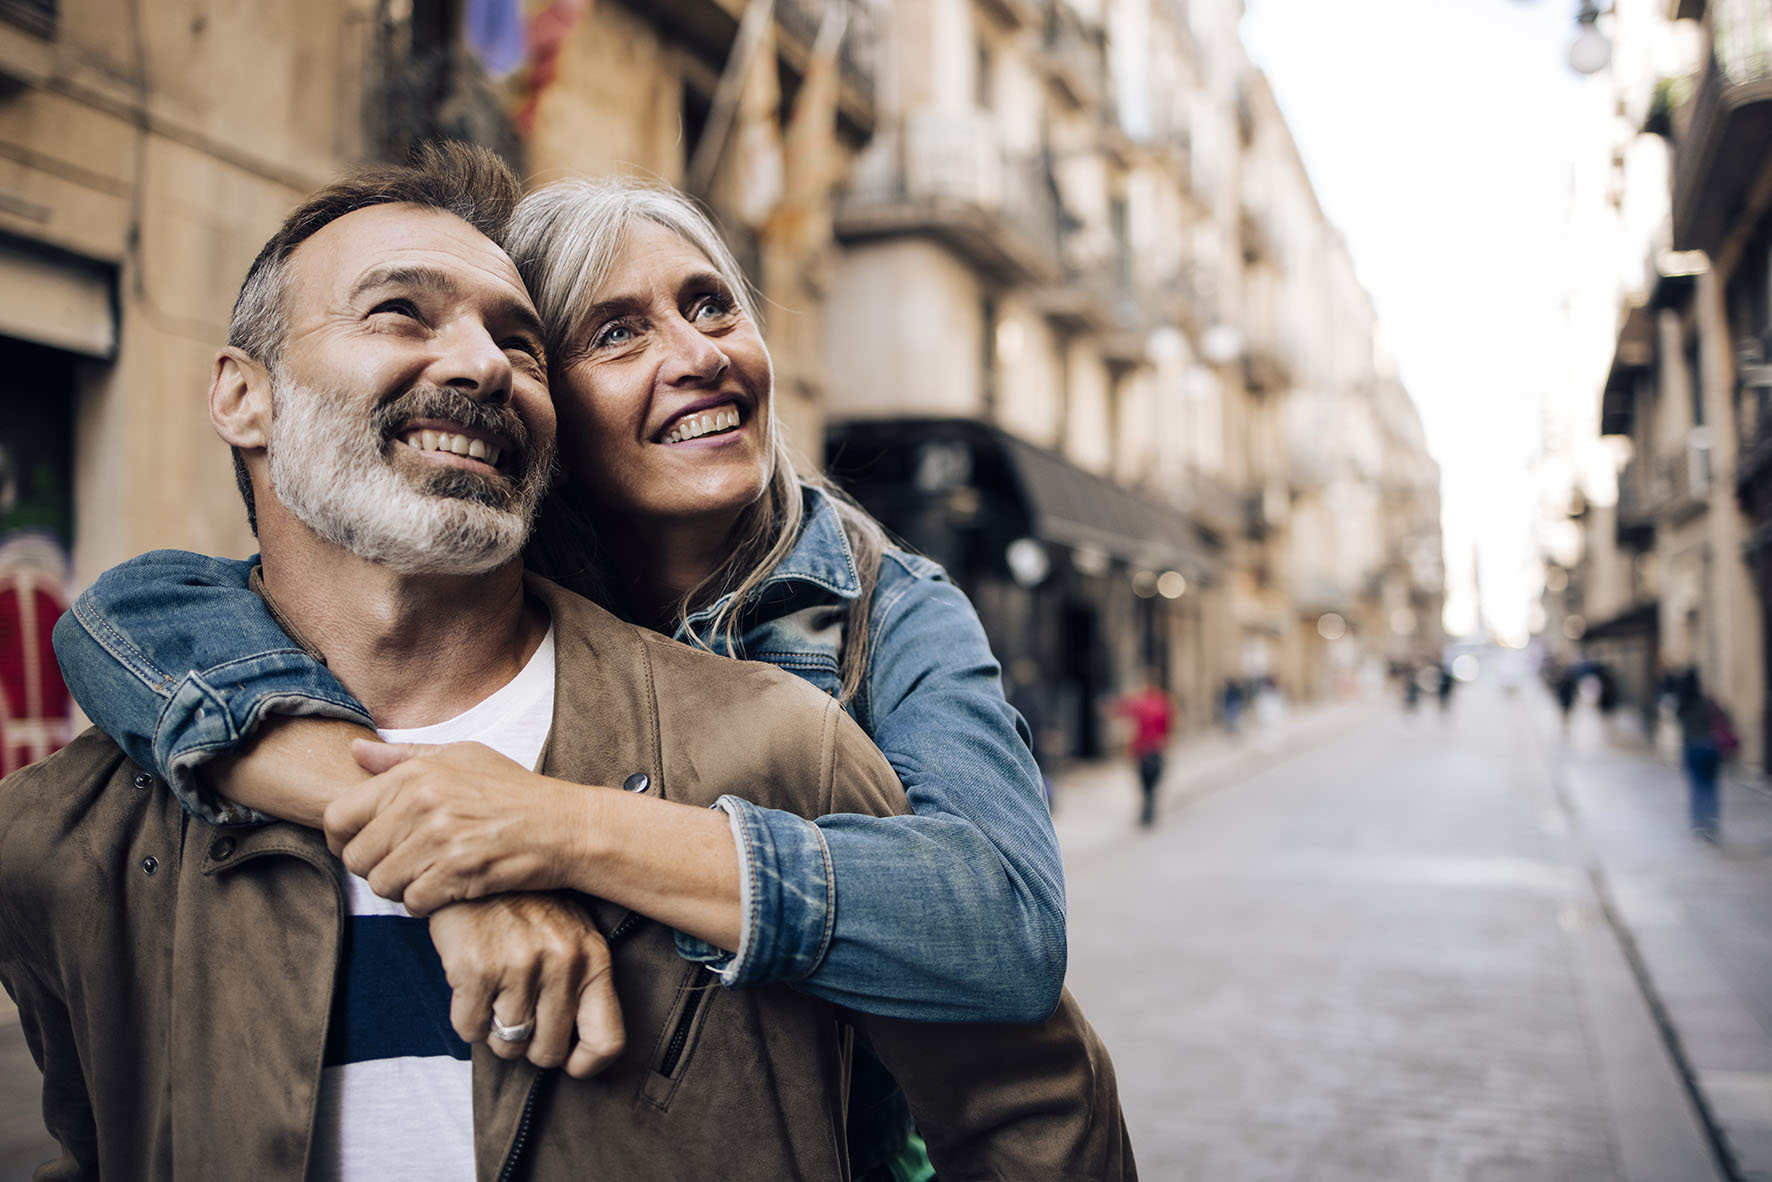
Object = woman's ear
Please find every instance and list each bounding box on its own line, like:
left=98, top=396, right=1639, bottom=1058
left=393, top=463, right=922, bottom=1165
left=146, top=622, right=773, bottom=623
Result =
left=210, top=347, right=272, bottom=449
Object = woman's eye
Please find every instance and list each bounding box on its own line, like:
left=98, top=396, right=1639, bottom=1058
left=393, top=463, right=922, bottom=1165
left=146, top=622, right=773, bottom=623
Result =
left=591, top=321, right=637, bottom=350
left=691, top=294, right=736, bottom=323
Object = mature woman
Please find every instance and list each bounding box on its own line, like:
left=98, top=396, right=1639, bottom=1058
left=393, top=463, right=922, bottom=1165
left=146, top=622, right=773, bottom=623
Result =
left=54, top=176, right=1065, bottom=1179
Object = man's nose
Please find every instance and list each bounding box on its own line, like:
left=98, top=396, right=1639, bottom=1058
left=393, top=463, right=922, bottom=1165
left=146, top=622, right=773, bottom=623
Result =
left=432, top=317, right=513, bottom=402
left=658, top=314, right=729, bottom=387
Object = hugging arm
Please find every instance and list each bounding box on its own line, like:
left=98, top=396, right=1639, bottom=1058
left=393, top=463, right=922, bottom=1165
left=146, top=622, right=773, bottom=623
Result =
left=52, top=550, right=373, bottom=825
left=54, top=550, right=1065, bottom=1023
left=51, top=551, right=624, bottom=1078
left=687, top=568, right=1068, bottom=1022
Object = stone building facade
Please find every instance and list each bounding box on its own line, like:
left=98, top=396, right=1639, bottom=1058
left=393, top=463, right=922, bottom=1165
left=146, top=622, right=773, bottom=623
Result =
left=1, top=0, right=1442, bottom=767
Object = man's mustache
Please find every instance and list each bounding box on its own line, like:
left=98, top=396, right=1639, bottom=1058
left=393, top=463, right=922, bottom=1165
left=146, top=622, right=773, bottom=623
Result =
left=375, top=386, right=535, bottom=476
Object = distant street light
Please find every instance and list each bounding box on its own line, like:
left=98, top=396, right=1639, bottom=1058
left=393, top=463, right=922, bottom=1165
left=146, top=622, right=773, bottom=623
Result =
left=1569, top=0, right=1612, bottom=75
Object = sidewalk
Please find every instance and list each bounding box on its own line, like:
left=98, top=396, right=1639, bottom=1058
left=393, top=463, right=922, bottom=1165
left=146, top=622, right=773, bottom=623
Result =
left=1539, top=702, right=1772, bottom=1182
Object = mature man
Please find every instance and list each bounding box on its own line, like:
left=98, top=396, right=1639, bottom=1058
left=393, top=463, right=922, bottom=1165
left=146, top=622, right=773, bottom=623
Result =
left=0, top=145, right=1130, bottom=1179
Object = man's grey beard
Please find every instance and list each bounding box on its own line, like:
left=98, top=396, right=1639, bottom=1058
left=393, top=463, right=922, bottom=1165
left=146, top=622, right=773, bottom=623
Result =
left=267, top=374, right=557, bottom=576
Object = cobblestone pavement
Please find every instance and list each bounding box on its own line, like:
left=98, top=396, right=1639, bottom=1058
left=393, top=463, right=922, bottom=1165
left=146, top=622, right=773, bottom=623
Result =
left=1057, top=679, right=1739, bottom=1182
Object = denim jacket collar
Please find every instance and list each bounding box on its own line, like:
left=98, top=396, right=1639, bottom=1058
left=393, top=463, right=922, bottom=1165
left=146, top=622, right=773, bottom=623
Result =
left=681, top=485, right=862, bottom=634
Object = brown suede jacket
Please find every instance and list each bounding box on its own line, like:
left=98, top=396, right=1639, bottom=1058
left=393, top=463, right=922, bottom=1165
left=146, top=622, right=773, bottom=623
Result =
left=0, top=575, right=1134, bottom=1181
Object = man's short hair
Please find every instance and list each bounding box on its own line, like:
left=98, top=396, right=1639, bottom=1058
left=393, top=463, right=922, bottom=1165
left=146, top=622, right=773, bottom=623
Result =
left=226, top=141, right=523, bottom=533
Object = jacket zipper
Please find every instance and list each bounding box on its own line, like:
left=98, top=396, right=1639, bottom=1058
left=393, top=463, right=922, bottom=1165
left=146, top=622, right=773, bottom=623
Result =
left=495, top=1073, right=543, bottom=1182
left=494, top=908, right=643, bottom=1178
left=656, top=987, right=706, bottom=1078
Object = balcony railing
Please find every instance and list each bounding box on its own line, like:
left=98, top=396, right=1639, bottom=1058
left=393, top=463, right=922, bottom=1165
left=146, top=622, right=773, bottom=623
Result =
left=1615, top=460, right=1656, bottom=546
left=1670, top=2, right=1772, bottom=252
left=1041, top=0, right=1107, bottom=110
left=1650, top=447, right=1711, bottom=523
left=774, top=0, right=877, bottom=104
left=835, top=114, right=1063, bottom=283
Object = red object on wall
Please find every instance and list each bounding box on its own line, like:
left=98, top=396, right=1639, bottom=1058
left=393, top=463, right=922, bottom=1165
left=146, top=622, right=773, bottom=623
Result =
left=0, top=569, right=72, bottom=774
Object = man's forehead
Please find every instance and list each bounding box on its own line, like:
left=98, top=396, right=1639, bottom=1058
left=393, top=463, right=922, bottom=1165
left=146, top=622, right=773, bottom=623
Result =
left=284, top=202, right=525, bottom=301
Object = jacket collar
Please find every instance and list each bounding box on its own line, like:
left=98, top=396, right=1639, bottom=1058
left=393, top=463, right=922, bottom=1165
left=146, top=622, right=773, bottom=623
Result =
left=681, top=485, right=862, bottom=634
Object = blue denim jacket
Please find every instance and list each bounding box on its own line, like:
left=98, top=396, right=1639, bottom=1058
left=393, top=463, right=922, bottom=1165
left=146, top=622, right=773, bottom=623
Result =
left=51, top=487, right=1065, bottom=1023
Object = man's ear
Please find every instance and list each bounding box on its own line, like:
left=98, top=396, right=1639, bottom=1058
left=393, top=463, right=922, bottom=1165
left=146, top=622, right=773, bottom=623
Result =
left=210, top=347, right=272, bottom=449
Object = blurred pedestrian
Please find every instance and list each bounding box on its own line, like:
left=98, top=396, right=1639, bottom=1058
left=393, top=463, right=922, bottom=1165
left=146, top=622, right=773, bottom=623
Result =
left=1221, top=678, right=1246, bottom=737
left=1554, top=666, right=1578, bottom=735
left=1596, top=664, right=1620, bottom=735
left=1665, top=666, right=1736, bottom=842
left=1402, top=664, right=1421, bottom=713
left=1118, top=676, right=1174, bottom=828
left=1436, top=664, right=1455, bottom=713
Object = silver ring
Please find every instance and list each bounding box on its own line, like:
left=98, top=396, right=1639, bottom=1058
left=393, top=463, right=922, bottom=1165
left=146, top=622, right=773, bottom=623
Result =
left=488, top=1015, right=535, bottom=1044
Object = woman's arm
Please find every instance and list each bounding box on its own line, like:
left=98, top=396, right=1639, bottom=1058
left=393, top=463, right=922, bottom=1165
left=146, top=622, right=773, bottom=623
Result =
left=52, top=550, right=374, bottom=824
left=679, top=560, right=1068, bottom=1023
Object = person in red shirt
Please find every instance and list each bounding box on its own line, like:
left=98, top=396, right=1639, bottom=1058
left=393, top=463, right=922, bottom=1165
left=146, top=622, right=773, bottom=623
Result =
left=1118, top=676, right=1174, bottom=828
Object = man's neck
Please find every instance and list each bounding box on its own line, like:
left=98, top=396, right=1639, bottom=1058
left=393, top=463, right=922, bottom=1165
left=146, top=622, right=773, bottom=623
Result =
left=257, top=528, right=545, bottom=730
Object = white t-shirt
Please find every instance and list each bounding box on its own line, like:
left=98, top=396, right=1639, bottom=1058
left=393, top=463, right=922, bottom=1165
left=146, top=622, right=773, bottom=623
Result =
left=309, top=625, right=556, bottom=1182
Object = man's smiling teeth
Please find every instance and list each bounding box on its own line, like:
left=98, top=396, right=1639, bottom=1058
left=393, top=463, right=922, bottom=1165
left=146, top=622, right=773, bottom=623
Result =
left=402, top=429, right=501, bottom=466
left=662, top=405, right=740, bottom=444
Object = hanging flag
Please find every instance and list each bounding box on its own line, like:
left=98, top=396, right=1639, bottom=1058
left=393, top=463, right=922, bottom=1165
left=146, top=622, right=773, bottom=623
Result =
left=464, top=0, right=527, bottom=77
left=515, top=0, right=593, bottom=135
left=732, top=15, right=785, bottom=230
left=768, top=0, right=847, bottom=250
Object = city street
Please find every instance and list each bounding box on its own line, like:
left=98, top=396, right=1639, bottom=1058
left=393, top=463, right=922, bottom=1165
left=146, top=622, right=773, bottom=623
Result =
left=1059, top=678, right=1771, bottom=1182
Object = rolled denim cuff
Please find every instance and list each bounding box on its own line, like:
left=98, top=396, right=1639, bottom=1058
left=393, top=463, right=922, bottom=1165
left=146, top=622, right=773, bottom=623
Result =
left=673, top=795, right=835, bottom=987
left=156, top=659, right=374, bottom=826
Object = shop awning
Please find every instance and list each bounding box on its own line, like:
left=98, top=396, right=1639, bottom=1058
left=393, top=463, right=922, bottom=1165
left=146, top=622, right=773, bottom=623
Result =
left=1582, top=600, right=1659, bottom=641
left=996, top=432, right=1213, bottom=578
left=826, top=417, right=1218, bottom=580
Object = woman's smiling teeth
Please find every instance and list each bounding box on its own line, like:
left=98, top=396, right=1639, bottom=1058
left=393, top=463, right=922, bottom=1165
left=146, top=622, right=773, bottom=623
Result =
left=661, top=405, right=740, bottom=444
left=402, top=429, right=501, bottom=466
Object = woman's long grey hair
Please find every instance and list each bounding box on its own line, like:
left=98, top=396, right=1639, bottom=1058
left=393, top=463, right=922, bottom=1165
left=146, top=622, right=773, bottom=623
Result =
left=507, top=176, right=886, bottom=704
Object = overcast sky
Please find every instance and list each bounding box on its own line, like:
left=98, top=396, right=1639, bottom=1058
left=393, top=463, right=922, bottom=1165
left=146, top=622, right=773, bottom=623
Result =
left=1240, top=0, right=1588, bottom=643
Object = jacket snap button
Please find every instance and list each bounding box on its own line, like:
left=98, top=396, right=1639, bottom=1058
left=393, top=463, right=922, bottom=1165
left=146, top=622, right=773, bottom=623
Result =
left=209, top=836, right=236, bottom=861
left=622, top=772, right=650, bottom=794
left=133, top=773, right=153, bottom=789
left=141, top=856, right=158, bottom=876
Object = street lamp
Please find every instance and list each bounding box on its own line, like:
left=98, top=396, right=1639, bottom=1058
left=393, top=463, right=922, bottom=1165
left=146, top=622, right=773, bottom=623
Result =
left=1569, top=0, right=1612, bottom=75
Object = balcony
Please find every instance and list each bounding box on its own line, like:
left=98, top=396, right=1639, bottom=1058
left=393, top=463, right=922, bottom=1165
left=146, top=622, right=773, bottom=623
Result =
left=975, top=0, right=1043, bottom=32
left=366, top=32, right=522, bottom=168
left=1615, top=461, right=1656, bottom=547
left=1035, top=256, right=1120, bottom=334
left=626, top=0, right=877, bottom=138
left=773, top=0, right=877, bottom=128
left=835, top=113, right=1063, bottom=284
left=1670, top=6, right=1772, bottom=253
left=1040, top=0, right=1107, bottom=110
left=1176, top=469, right=1247, bottom=543
left=1650, top=447, right=1711, bottom=524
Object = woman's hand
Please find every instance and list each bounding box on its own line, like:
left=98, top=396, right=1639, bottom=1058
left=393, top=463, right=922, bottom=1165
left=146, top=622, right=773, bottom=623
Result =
left=428, top=893, right=626, bottom=1078
left=325, top=739, right=593, bottom=915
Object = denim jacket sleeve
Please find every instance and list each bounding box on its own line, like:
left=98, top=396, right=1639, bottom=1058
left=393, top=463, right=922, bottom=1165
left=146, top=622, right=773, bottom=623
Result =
left=50, top=550, right=373, bottom=825
left=679, top=557, right=1067, bottom=1023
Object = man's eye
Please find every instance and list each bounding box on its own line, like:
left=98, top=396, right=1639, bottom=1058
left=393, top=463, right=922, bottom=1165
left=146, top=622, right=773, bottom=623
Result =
left=504, top=337, right=545, bottom=363
left=370, top=298, right=422, bottom=320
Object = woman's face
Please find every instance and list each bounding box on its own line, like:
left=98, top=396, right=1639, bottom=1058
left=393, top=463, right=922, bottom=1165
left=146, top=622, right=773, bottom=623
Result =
left=555, top=219, right=773, bottom=536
